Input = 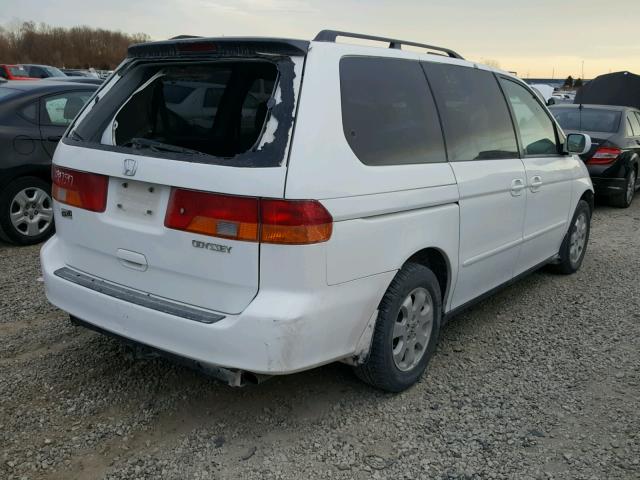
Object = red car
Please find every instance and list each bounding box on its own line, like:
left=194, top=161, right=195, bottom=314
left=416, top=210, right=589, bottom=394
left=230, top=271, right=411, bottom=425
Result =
left=0, top=64, right=37, bottom=80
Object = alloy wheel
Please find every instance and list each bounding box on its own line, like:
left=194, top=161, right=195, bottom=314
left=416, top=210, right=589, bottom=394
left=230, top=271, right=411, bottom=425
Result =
left=392, top=287, right=434, bottom=372
left=9, top=187, right=53, bottom=237
left=569, top=212, right=588, bottom=265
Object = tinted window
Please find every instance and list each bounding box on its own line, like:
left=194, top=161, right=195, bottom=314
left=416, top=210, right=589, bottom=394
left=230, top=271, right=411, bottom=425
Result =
left=42, top=91, right=93, bottom=126
left=500, top=79, right=558, bottom=155
left=425, top=63, right=518, bottom=161
left=0, top=68, right=7, bottom=79
left=551, top=107, right=621, bottom=134
left=628, top=112, right=640, bottom=136
left=28, top=66, right=46, bottom=78
left=340, top=57, right=445, bottom=166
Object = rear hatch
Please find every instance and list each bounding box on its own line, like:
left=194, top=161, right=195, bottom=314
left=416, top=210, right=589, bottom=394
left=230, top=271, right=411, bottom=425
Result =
left=51, top=38, right=307, bottom=314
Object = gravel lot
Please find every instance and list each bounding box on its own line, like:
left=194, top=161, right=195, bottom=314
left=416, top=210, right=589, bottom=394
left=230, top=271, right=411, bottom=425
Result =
left=1, top=201, right=639, bottom=480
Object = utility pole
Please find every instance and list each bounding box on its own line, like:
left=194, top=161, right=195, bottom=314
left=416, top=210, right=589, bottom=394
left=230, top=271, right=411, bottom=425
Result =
left=581, top=60, right=584, bottom=80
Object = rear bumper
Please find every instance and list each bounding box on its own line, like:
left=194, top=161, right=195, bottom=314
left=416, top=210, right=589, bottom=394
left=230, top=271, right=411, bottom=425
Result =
left=590, top=176, right=626, bottom=195
left=41, top=235, right=393, bottom=375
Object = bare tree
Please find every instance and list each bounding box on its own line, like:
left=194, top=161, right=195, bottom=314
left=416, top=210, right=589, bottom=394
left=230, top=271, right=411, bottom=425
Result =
left=0, top=21, right=150, bottom=69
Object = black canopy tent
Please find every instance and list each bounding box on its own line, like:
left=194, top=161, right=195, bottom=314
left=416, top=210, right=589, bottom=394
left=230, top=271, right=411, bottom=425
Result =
left=574, top=71, right=640, bottom=109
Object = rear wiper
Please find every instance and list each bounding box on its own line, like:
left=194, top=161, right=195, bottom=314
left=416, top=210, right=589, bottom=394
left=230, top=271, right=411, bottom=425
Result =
left=126, top=137, right=206, bottom=156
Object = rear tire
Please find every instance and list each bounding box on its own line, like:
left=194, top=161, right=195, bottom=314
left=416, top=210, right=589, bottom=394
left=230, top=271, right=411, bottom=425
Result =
left=354, top=262, right=442, bottom=392
left=0, top=177, right=55, bottom=246
left=548, top=199, right=591, bottom=275
left=610, top=168, right=636, bottom=208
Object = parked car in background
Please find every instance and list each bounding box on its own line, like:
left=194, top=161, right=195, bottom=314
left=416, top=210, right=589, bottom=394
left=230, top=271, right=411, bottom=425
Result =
left=42, top=31, right=594, bottom=392
left=529, top=83, right=554, bottom=105
left=0, top=64, right=37, bottom=81
left=61, top=68, right=101, bottom=79
left=548, top=92, right=574, bottom=105
left=22, top=64, right=67, bottom=79
left=0, top=80, right=97, bottom=245
left=551, top=104, right=640, bottom=207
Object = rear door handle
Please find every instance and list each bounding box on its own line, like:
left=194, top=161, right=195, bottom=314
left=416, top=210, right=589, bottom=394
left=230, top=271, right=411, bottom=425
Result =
left=47, top=135, right=62, bottom=142
left=530, top=175, right=543, bottom=193
left=116, top=249, right=148, bottom=272
left=511, top=178, right=526, bottom=197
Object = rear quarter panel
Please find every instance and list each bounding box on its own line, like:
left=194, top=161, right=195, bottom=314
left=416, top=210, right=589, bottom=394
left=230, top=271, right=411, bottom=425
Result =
left=286, top=43, right=461, bottom=309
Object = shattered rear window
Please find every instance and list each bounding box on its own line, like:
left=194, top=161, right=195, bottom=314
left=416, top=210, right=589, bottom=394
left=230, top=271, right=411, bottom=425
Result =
left=68, top=56, right=299, bottom=167
left=114, top=62, right=277, bottom=157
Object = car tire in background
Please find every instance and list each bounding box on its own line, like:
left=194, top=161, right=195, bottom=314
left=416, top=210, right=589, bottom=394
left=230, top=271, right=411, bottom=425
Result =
left=610, top=168, right=637, bottom=209
left=548, top=199, right=591, bottom=275
left=355, top=262, right=442, bottom=393
left=0, top=177, right=55, bottom=246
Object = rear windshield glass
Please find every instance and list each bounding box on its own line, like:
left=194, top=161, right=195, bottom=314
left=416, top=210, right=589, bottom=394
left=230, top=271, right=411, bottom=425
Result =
left=8, top=65, right=29, bottom=77
left=551, top=108, right=621, bottom=133
left=69, top=58, right=294, bottom=167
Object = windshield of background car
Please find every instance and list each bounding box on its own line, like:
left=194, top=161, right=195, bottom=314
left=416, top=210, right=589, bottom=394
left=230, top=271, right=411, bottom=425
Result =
left=551, top=107, right=621, bottom=133
left=44, top=66, right=67, bottom=77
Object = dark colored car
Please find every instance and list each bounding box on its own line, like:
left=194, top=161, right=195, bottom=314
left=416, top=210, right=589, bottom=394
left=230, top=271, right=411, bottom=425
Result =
left=22, top=64, right=67, bottom=79
left=0, top=81, right=97, bottom=245
left=551, top=104, right=640, bottom=207
left=0, top=64, right=37, bottom=81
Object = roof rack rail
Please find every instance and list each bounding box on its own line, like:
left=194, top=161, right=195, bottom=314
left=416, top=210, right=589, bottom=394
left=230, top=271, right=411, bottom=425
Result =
left=313, top=30, right=464, bottom=60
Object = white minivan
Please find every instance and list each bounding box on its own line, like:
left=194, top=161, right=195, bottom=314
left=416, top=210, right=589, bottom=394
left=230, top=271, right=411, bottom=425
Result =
left=41, top=31, right=594, bottom=392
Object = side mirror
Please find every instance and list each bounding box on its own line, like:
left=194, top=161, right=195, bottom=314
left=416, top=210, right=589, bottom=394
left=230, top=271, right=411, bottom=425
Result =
left=566, top=133, right=591, bottom=155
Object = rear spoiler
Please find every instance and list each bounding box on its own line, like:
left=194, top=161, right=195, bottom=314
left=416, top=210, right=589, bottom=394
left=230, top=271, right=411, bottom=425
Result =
left=128, top=37, right=309, bottom=58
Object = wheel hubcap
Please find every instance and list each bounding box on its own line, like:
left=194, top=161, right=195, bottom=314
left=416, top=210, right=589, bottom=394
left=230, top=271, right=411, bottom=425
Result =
left=9, top=187, right=53, bottom=237
left=569, top=212, right=588, bottom=265
left=626, top=172, right=636, bottom=204
left=392, top=287, right=434, bottom=372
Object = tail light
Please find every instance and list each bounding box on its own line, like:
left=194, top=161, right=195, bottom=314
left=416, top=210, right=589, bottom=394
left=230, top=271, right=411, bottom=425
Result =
left=52, top=166, right=108, bottom=212
left=261, top=199, right=333, bottom=244
left=165, top=190, right=259, bottom=241
left=587, top=147, right=622, bottom=165
left=165, top=189, right=332, bottom=245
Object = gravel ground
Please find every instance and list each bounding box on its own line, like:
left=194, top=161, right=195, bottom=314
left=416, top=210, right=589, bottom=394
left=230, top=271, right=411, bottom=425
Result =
left=1, top=201, right=639, bottom=480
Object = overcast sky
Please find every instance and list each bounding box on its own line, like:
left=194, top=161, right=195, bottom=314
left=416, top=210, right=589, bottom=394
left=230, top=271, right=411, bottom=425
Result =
left=2, top=0, right=639, bottom=78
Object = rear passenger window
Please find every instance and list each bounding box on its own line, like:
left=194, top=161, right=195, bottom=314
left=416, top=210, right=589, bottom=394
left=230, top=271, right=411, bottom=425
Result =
left=339, top=57, right=445, bottom=166
left=425, top=63, right=518, bottom=161
left=628, top=112, right=640, bottom=136
left=499, top=79, right=559, bottom=156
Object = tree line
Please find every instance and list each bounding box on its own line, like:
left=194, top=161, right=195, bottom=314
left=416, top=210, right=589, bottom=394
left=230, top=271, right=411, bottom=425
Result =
left=0, top=21, right=150, bottom=70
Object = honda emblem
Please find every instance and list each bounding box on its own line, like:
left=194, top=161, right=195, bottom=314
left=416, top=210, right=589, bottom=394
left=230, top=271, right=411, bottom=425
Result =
left=123, top=158, right=138, bottom=176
